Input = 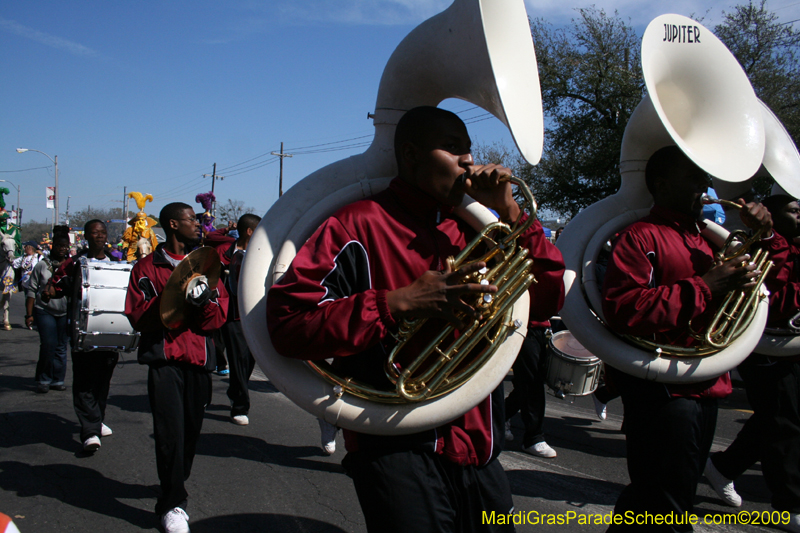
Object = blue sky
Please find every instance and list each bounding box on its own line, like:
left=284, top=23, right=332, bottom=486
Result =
left=3, top=0, right=799, bottom=227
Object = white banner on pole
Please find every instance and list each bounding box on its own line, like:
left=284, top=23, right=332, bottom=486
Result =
left=46, top=186, right=55, bottom=209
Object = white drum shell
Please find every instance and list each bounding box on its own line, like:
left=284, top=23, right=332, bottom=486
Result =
left=545, top=330, right=601, bottom=396
left=73, top=259, right=139, bottom=352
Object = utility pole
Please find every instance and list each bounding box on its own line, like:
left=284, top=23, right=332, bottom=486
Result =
left=122, top=185, right=129, bottom=221
left=271, top=142, right=294, bottom=197
left=203, top=163, right=225, bottom=219
left=65, top=196, right=72, bottom=226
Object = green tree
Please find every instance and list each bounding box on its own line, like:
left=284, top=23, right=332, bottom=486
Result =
left=715, top=0, right=800, bottom=197
left=519, top=8, right=644, bottom=217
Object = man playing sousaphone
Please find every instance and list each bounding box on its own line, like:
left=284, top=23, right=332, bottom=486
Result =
left=601, top=145, right=786, bottom=531
left=267, top=106, right=565, bottom=533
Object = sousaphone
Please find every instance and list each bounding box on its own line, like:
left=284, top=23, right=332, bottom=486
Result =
left=239, top=0, right=544, bottom=434
left=557, top=14, right=768, bottom=383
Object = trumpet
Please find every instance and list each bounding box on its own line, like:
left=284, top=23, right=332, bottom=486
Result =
left=307, top=176, right=538, bottom=403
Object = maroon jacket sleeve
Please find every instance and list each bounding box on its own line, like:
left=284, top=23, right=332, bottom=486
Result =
left=517, top=217, right=565, bottom=326
left=125, top=259, right=164, bottom=332
left=766, top=238, right=800, bottom=324
left=267, top=216, right=394, bottom=360
left=601, top=227, right=712, bottom=337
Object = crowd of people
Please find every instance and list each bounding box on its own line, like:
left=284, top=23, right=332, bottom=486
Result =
left=5, top=106, right=799, bottom=533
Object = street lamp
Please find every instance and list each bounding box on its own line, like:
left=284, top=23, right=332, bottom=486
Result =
left=16, top=148, right=58, bottom=229
left=0, top=179, right=21, bottom=227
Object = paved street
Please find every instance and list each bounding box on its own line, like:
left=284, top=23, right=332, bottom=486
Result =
left=0, top=293, right=774, bottom=532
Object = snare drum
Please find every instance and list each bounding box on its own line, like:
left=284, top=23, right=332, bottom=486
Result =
left=545, top=330, right=601, bottom=396
left=71, top=258, right=140, bottom=352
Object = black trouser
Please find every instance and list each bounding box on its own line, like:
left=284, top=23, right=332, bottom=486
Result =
left=148, top=362, right=212, bottom=516
left=343, top=450, right=515, bottom=533
left=71, top=350, right=119, bottom=442
left=212, top=328, right=228, bottom=370
left=713, top=355, right=800, bottom=513
left=608, top=372, right=718, bottom=533
left=221, top=320, right=256, bottom=417
left=504, top=327, right=547, bottom=447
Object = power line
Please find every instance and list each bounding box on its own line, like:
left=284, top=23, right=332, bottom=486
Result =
left=0, top=165, right=51, bottom=173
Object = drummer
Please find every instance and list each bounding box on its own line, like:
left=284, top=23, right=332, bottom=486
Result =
left=600, top=146, right=778, bottom=531
left=46, top=219, right=121, bottom=453
left=125, top=202, right=228, bottom=533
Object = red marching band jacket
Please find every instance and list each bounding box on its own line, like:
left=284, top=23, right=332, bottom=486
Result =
left=124, top=245, right=229, bottom=370
left=267, top=177, right=565, bottom=466
left=601, top=205, right=789, bottom=398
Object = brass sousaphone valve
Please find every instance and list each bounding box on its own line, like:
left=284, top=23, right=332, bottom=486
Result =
left=308, top=176, right=538, bottom=403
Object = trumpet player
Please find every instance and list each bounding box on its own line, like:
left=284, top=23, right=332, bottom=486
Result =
left=267, top=106, right=565, bottom=533
left=601, top=145, right=781, bottom=532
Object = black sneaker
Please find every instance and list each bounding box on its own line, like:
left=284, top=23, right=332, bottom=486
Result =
left=35, top=383, right=49, bottom=394
left=50, top=384, right=67, bottom=391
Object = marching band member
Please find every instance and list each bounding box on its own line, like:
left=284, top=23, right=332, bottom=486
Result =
left=267, top=106, right=564, bottom=533
left=211, top=213, right=262, bottom=426
left=125, top=202, right=229, bottom=533
left=601, top=145, right=779, bottom=532
left=705, top=193, right=800, bottom=531
left=47, top=220, right=121, bottom=452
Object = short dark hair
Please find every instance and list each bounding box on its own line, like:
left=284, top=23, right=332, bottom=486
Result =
left=237, top=213, right=262, bottom=234
left=84, top=219, right=106, bottom=233
left=763, top=194, right=797, bottom=216
left=645, top=145, right=700, bottom=197
left=159, top=202, right=192, bottom=235
left=52, top=233, right=70, bottom=244
left=394, top=106, right=464, bottom=169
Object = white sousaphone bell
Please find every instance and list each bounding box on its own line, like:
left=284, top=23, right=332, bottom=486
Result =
left=557, top=14, right=770, bottom=383
left=713, top=99, right=800, bottom=356
left=239, top=0, right=544, bottom=435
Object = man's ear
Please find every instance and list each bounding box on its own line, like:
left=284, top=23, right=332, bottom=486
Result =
left=399, top=141, right=418, bottom=170
left=169, top=218, right=179, bottom=231
left=246, top=227, right=254, bottom=238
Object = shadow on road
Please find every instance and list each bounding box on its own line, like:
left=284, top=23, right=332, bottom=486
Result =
left=191, top=513, right=349, bottom=533
left=0, top=461, right=156, bottom=529
left=507, top=469, right=624, bottom=507
left=197, top=432, right=345, bottom=473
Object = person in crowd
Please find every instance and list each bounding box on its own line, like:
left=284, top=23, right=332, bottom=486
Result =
left=0, top=209, right=21, bottom=330
left=601, top=145, right=779, bottom=532
left=704, top=192, right=800, bottom=532
left=267, top=106, right=565, bottom=532
left=125, top=202, right=228, bottom=533
left=26, top=232, right=71, bottom=392
left=14, top=241, right=42, bottom=295
left=47, top=220, right=121, bottom=452
left=212, top=213, right=261, bottom=426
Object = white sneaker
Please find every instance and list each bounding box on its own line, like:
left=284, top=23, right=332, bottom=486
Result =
left=83, top=435, right=101, bottom=452
left=504, top=420, right=514, bottom=441
left=101, top=423, right=113, bottom=437
left=704, top=458, right=742, bottom=507
left=523, top=441, right=557, bottom=458
left=318, top=418, right=338, bottom=455
left=592, top=394, right=607, bottom=421
left=774, top=507, right=800, bottom=533
left=161, top=507, right=190, bottom=533
left=232, top=415, right=249, bottom=426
